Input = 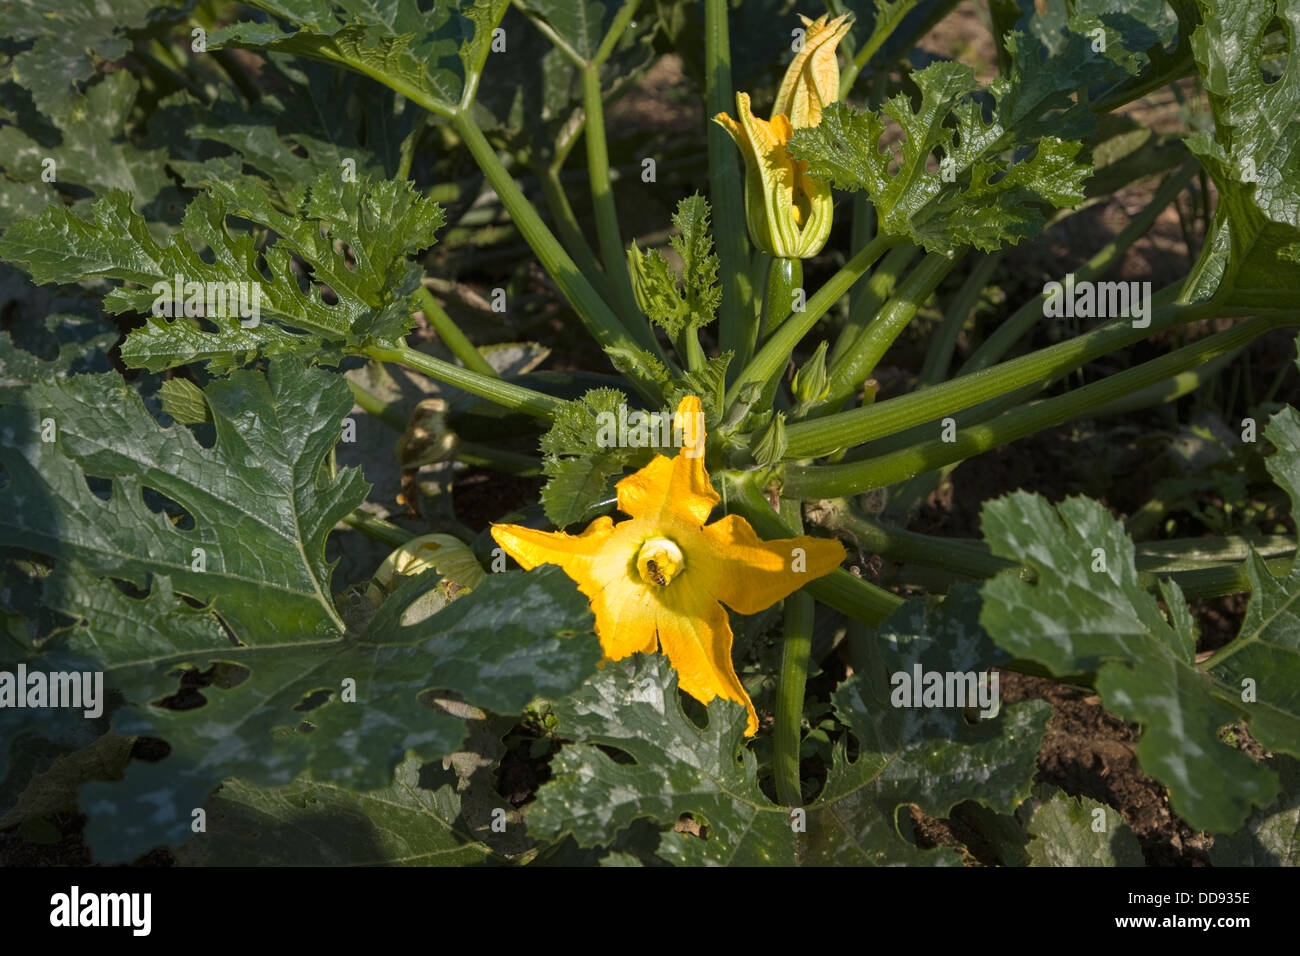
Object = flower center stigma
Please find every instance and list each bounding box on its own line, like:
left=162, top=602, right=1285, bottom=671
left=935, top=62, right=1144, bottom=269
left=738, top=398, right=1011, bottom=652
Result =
left=636, top=537, right=685, bottom=588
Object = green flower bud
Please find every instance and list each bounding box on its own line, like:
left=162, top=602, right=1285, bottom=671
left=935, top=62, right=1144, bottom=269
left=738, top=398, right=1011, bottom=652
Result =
left=752, top=411, right=788, bottom=467
left=792, top=340, right=830, bottom=408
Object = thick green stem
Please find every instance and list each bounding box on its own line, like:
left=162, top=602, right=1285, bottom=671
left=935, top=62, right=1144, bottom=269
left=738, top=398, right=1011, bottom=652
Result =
left=880, top=343, right=1237, bottom=519
left=774, top=497, right=812, bottom=807
left=725, top=475, right=903, bottom=625
left=825, top=250, right=959, bottom=402
left=341, top=510, right=414, bottom=548
left=450, top=111, right=667, bottom=398
left=364, top=342, right=562, bottom=419
left=845, top=384, right=1039, bottom=464
left=759, top=257, right=803, bottom=340
left=837, top=0, right=921, bottom=98
left=457, top=442, right=542, bottom=475
left=828, top=243, right=917, bottom=369
left=1083, top=347, right=1240, bottom=419
left=817, top=501, right=1017, bottom=580
left=782, top=315, right=1296, bottom=497
left=1174, top=557, right=1294, bottom=602
left=582, top=64, right=644, bottom=331
left=415, top=285, right=498, bottom=378
left=346, top=379, right=408, bottom=431
left=775, top=588, right=814, bottom=807
left=737, top=251, right=772, bottom=373
left=727, top=233, right=900, bottom=408
left=1136, top=535, right=1297, bottom=569
left=815, top=500, right=1296, bottom=599
left=677, top=328, right=707, bottom=372
left=537, top=160, right=612, bottom=301
left=705, top=0, right=753, bottom=368
left=785, top=300, right=1220, bottom=459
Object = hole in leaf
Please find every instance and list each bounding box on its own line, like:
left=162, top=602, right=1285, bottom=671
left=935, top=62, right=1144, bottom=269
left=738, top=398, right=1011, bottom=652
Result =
left=141, top=486, right=195, bottom=531
left=209, top=661, right=249, bottom=690
left=215, top=612, right=244, bottom=648
left=294, top=688, right=333, bottom=713
left=335, top=240, right=357, bottom=272
left=190, top=420, right=217, bottom=450
left=288, top=253, right=313, bottom=294
left=678, top=689, right=709, bottom=729
left=110, top=577, right=149, bottom=599
left=196, top=317, right=220, bottom=335
left=1261, top=16, right=1288, bottom=85
left=153, top=665, right=212, bottom=711
left=254, top=250, right=274, bottom=284
left=674, top=813, right=708, bottom=840
left=594, top=744, right=636, bottom=766
left=131, top=737, right=171, bottom=762
left=496, top=716, right=562, bottom=807
left=152, top=660, right=246, bottom=711
left=418, top=761, right=459, bottom=791
left=84, top=474, right=112, bottom=501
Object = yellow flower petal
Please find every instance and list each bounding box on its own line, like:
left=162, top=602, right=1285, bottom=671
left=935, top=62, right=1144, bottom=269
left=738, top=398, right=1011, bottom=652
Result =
left=790, top=163, right=835, bottom=258
left=490, top=515, right=617, bottom=573
left=715, top=94, right=782, bottom=256
left=774, top=13, right=853, bottom=128
left=589, top=565, right=661, bottom=660
left=614, top=396, right=716, bottom=528
left=714, top=90, right=836, bottom=258
left=737, top=96, right=801, bottom=256
left=697, top=514, right=846, bottom=615
left=654, top=579, right=758, bottom=736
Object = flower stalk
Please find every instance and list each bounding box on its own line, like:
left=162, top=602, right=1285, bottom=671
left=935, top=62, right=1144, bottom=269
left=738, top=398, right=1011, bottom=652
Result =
left=705, top=0, right=753, bottom=364
left=784, top=300, right=1223, bottom=460
left=774, top=499, right=814, bottom=807
left=782, top=314, right=1297, bottom=497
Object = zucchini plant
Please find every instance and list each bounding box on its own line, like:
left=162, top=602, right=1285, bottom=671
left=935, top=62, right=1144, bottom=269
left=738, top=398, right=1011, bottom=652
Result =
left=0, top=0, right=1296, bottom=867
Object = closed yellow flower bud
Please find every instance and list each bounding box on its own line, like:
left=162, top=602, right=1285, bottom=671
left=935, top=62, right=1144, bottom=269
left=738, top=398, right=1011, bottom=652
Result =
left=713, top=14, right=852, bottom=259
left=774, top=14, right=853, bottom=129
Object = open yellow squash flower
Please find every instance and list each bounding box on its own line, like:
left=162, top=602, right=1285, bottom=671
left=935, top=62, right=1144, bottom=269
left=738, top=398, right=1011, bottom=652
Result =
left=491, top=396, right=845, bottom=736
left=714, top=13, right=852, bottom=259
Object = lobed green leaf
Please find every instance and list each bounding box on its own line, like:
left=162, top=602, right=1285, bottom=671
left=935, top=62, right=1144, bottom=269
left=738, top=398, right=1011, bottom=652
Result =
left=531, top=586, right=1047, bottom=865
left=979, top=402, right=1300, bottom=834
left=0, top=173, right=443, bottom=373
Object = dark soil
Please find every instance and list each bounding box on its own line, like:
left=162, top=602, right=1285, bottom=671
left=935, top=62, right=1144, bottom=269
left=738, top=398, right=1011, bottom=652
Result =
left=1002, top=673, right=1213, bottom=866
left=911, top=671, right=1223, bottom=866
